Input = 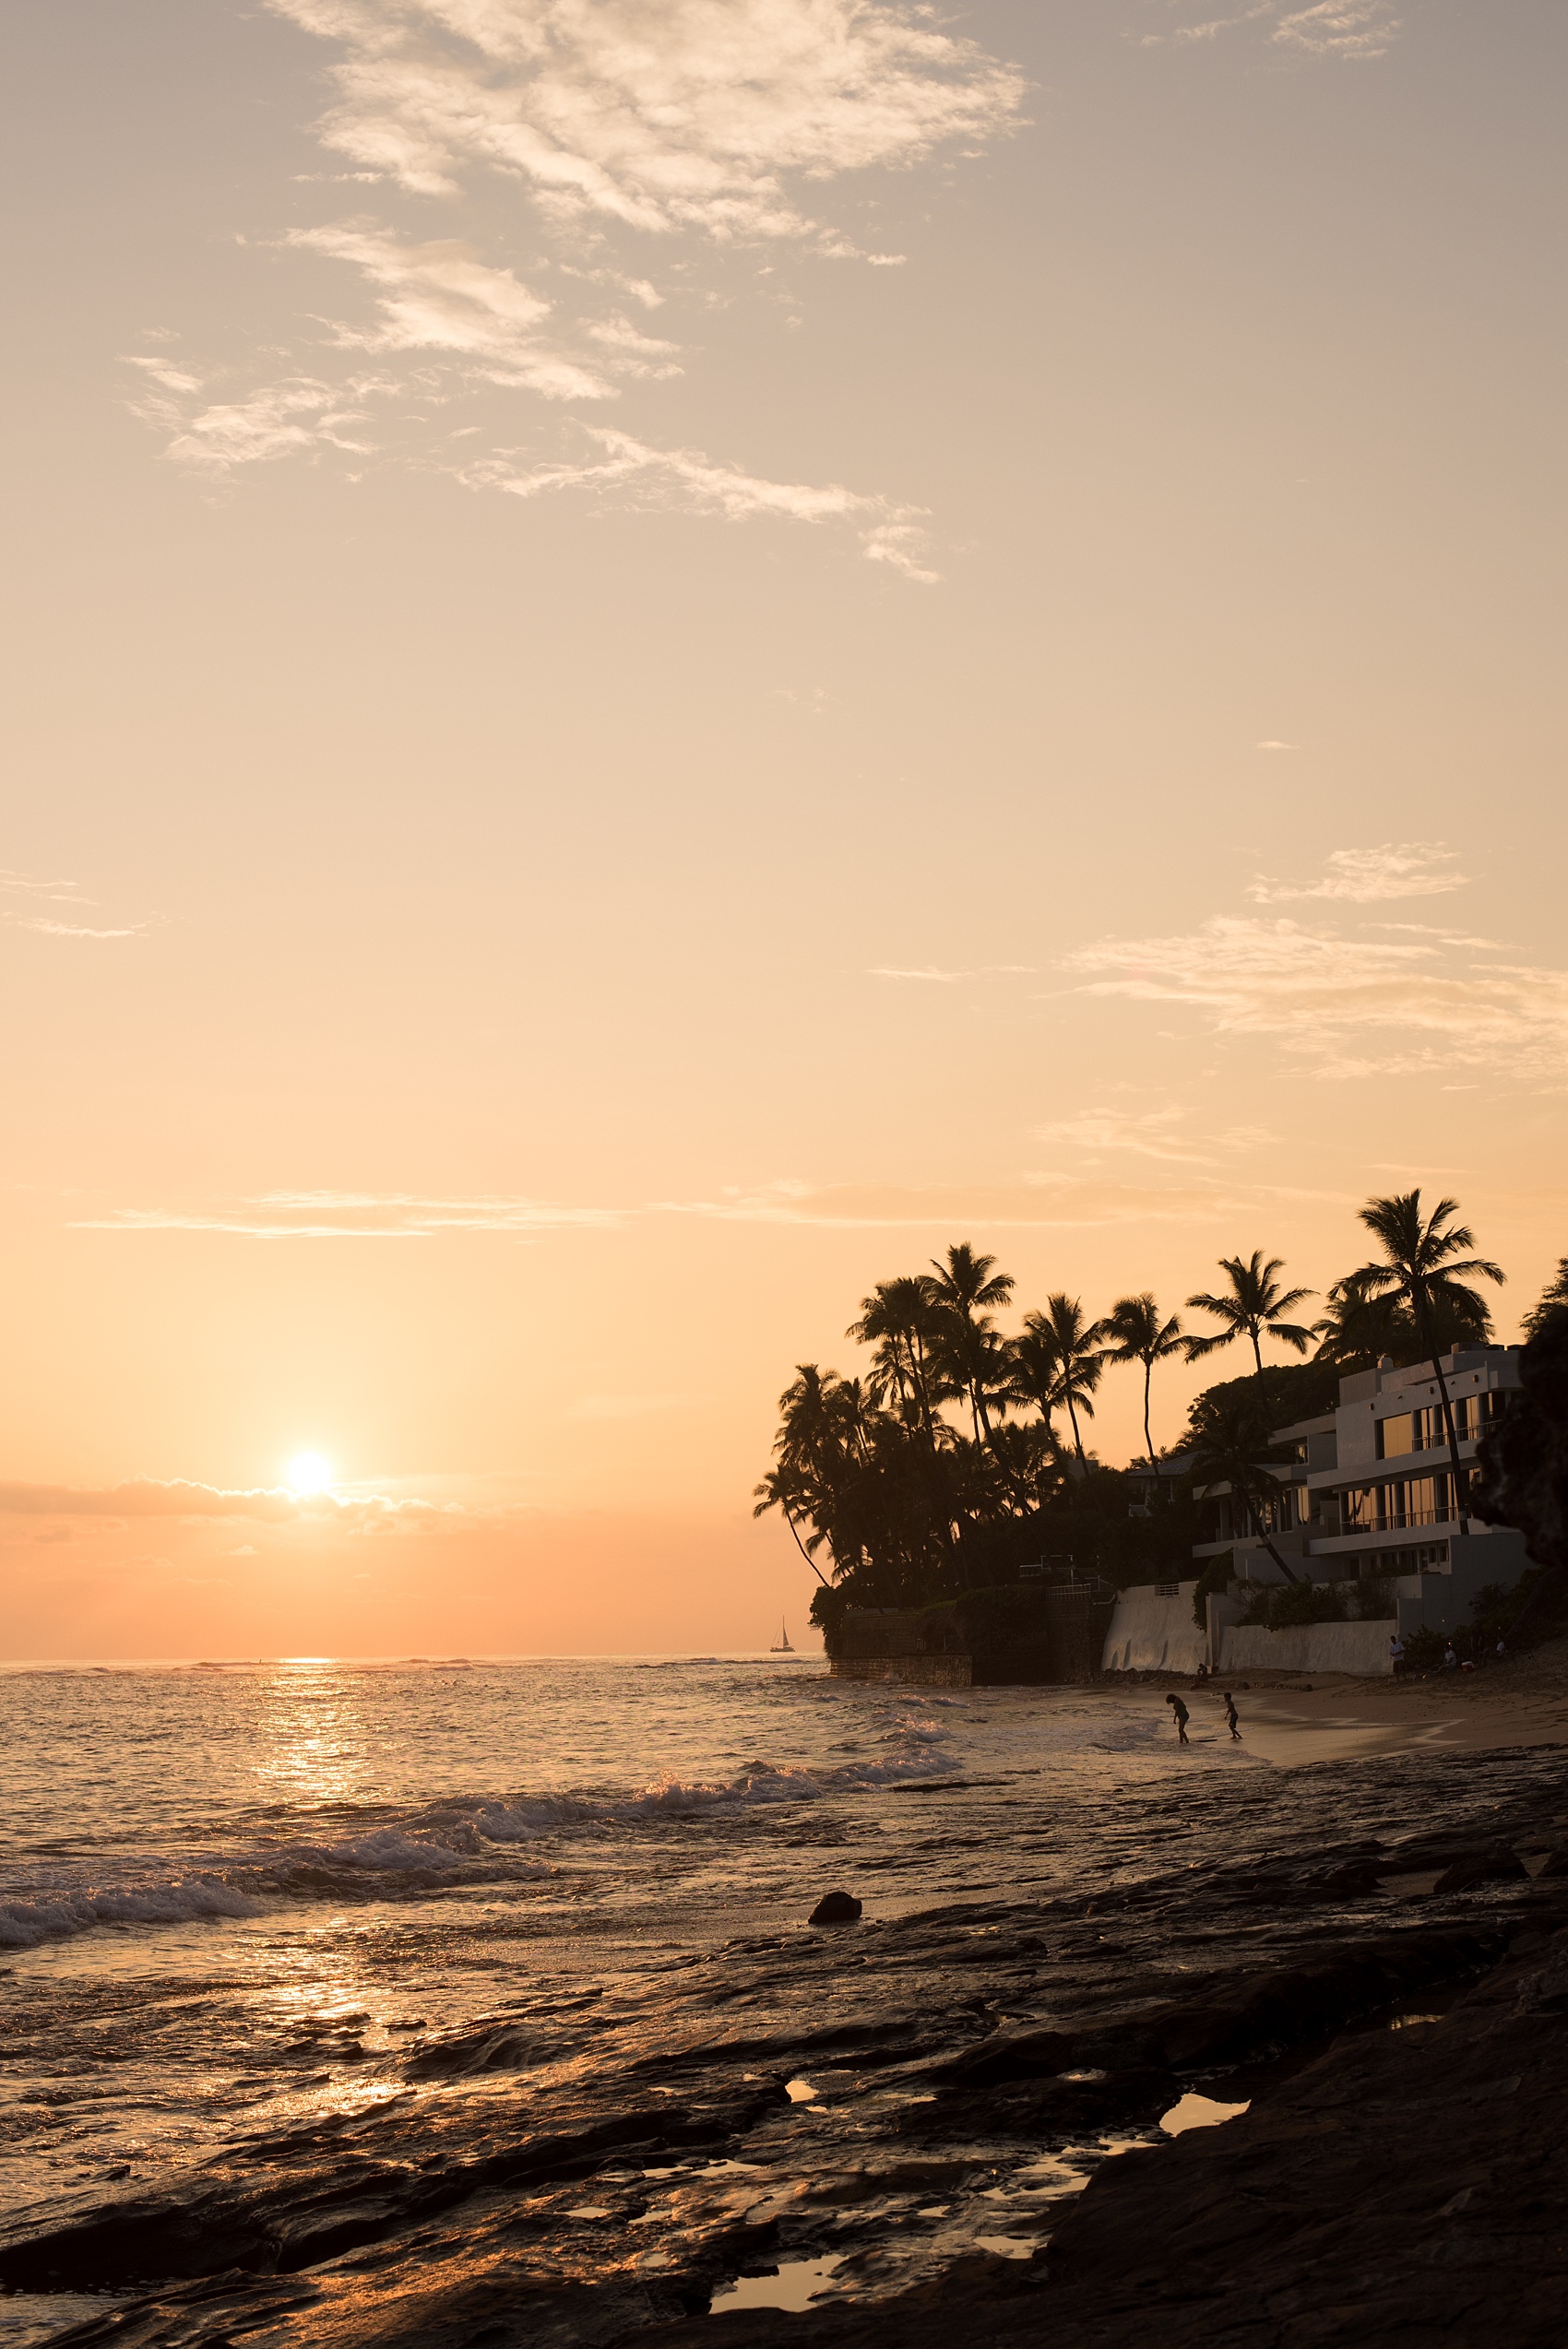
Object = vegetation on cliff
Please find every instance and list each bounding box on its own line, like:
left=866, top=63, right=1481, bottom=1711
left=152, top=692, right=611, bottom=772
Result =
left=755, top=1191, right=1550, bottom=1629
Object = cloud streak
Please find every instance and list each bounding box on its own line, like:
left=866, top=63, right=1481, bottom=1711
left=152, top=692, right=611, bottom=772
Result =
left=1065, top=916, right=1568, bottom=1081
left=72, top=1192, right=624, bottom=1239
left=2, top=867, right=149, bottom=938
left=468, top=428, right=937, bottom=578
left=0, top=1477, right=489, bottom=1531
left=1144, top=1, right=1400, bottom=56
left=267, top=0, right=1026, bottom=234
left=134, top=0, right=1024, bottom=573
left=1249, top=841, right=1467, bottom=905
left=1031, top=1106, right=1275, bottom=1165
left=72, top=1174, right=1265, bottom=1243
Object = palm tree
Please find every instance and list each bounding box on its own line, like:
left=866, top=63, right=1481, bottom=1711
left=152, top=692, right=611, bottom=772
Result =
left=1313, top=1265, right=1492, bottom=1371
left=753, top=1462, right=830, bottom=1584
left=1183, top=1384, right=1303, bottom=1584
left=847, top=1276, right=946, bottom=1440
left=1102, top=1293, right=1186, bottom=1467
left=1350, top=1192, right=1504, bottom=1532
left=922, top=1244, right=1015, bottom=1446
left=1185, top=1251, right=1315, bottom=1372
left=1019, top=1294, right=1107, bottom=1468
left=1523, top=1259, right=1568, bottom=1338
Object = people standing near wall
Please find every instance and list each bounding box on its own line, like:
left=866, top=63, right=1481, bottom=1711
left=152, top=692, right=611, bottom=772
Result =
left=1388, top=1634, right=1406, bottom=1677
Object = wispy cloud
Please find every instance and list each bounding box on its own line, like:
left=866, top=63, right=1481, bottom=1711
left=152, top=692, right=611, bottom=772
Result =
left=72, top=1192, right=624, bottom=1239
left=868, top=962, right=1039, bottom=981
left=1249, top=841, right=1467, bottom=905
left=1032, top=1106, right=1275, bottom=1166
left=267, top=0, right=1026, bottom=231
left=1, top=867, right=149, bottom=939
left=654, top=1177, right=1241, bottom=1228
left=134, top=0, right=1024, bottom=574
left=76, top=1175, right=1254, bottom=1242
left=1065, top=916, right=1568, bottom=1081
left=1143, top=1, right=1400, bottom=56
left=0, top=1477, right=492, bottom=1532
left=468, top=429, right=937, bottom=578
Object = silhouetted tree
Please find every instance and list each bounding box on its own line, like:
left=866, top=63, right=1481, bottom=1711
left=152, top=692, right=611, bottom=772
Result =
left=1019, top=1295, right=1107, bottom=1469
left=1523, top=1259, right=1568, bottom=1339
left=1185, top=1251, right=1314, bottom=1372
left=1102, top=1292, right=1185, bottom=1465
left=1349, top=1191, right=1503, bottom=1533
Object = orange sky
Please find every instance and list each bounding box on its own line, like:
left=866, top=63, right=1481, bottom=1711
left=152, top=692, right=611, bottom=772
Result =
left=4, top=1, right=1564, bottom=1657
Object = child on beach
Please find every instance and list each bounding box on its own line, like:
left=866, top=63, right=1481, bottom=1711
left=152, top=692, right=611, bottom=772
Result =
left=1222, top=1691, right=1241, bottom=1741
left=1166, top=1693, right=1191, bottom=1745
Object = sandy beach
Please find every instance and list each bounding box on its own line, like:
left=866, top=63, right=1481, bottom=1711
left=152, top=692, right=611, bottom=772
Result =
left=1106, top=1631, right=1568, bottom=1765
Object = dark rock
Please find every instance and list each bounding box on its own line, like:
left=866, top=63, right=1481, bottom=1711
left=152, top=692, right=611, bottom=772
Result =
left=923, top=2028, right=1076, bottom=2089
left=1432, top=1849, right=1529, bottom=1895
left=808, top=1891, right=862, bottom=1926
left=403, top=2023, right=550, bottom=2080
left=639, top=1934, right=1568, bottom=2349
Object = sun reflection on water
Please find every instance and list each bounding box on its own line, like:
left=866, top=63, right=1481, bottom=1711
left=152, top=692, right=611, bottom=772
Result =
left=252, top=1661, right=374, bottom=1810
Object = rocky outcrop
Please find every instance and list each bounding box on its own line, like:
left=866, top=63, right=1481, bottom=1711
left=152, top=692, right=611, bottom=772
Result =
left=16, top=1747, right=1568, bottom=2348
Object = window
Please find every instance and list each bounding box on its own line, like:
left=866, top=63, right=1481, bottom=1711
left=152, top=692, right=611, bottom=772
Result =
left=1342, top=1473, right=1463, bottom=1533
left=1377, top=1412, right=1414, bottom=1460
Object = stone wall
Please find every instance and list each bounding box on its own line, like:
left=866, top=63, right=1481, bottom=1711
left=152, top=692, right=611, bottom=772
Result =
left=827, top=1655, right=973, bottom=1688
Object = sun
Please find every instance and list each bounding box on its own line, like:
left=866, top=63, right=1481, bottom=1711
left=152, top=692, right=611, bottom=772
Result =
left=286, top=1452, right=334, bottom=1496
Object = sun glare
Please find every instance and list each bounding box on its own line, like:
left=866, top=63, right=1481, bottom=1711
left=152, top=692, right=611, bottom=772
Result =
left=286, top=1452, right=333, bottom=1496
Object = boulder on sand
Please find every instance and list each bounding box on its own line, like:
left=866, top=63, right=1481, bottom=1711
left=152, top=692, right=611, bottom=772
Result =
left=810, top=1891, right=862, bottom=1926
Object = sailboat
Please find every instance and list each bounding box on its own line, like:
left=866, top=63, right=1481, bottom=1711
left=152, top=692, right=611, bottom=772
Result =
left=769, top=1616, right=794, bottom=1655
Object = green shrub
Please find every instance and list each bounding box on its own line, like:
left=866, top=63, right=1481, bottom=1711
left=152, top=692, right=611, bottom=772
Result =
left=1240, top=1578, right=1351, bottom=1630
left=1401, top=1624, right=1447, bottom=1672
left=1352, top=1575, right=1395, bottom=1621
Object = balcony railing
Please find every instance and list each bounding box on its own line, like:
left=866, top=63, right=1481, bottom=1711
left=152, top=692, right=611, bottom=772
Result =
left=1338, top=1506, right=1450, bottom=1534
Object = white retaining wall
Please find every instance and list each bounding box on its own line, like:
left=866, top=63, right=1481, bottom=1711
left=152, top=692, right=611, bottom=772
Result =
left=1218, top=1619, right=1396, bottom=1678
left=1102, top=1583, right=1206, bottom=1675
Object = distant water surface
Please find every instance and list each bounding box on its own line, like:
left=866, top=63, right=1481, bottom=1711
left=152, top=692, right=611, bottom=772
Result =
left=0, top=1656, right=1241, bottom=2236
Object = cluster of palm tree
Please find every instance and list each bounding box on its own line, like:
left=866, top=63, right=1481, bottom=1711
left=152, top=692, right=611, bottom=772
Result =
left=756, top=1189, right=1532, bottom=1608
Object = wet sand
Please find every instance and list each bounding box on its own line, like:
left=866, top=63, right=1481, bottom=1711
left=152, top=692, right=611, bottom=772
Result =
left=1111, top=1631, right=1568, bottom=1765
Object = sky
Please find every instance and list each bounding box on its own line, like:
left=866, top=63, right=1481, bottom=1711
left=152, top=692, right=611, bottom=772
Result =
left=3, top=0, right=1564, bottom=1660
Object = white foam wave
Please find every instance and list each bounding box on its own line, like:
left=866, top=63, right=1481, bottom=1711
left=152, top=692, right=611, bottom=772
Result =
left=0, top=1877, right=266, bottom=1949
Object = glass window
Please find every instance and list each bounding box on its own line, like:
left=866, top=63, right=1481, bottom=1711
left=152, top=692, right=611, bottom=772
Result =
left=1378, top=1413, right=1414, bottom=1459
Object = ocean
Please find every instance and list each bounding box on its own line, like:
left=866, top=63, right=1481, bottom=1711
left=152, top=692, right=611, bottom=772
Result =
left=8, top=1655, right=1530, bottom=2347
left=0, top=1661, right=1216, bottom=2202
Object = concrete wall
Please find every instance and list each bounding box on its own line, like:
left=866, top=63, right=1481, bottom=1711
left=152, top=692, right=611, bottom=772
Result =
left=828, top=1655, right=972, bottom=1688
left=1101, top=1583, right=1206, bottom=1675
left=1218, top=1619, right=1396, bottom=1678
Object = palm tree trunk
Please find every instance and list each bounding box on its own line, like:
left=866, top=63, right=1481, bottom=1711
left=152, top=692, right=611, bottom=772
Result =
left=1418, top=1303, right=1469, bottom=1533
left=1250, top=1328, right=1264, bottom=1373
left=1066, top=1394, right=1087, bottom=1468
left=783, top=1507, right=830, bottom=1585
left=1142, top=1358, right=1154, bottom=1466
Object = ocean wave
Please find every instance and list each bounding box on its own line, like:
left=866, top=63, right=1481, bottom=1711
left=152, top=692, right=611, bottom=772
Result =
left=0, top=1726, right=964, bottom=1948
left=0, top=1877, right=267, bottom=1949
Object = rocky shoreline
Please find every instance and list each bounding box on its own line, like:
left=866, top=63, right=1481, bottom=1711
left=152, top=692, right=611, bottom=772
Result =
left=6, top=1739, right=1568, bottom=2347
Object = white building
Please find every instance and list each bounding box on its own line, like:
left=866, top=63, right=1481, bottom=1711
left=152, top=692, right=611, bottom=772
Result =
left=1194, top=1346, right=1530, bottom=1640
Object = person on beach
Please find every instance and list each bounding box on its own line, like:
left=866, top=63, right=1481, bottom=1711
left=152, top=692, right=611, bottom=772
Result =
left=1388, top=1635, right=1406, bottom=1676
left=1222, top=1691, right=1241, bottom=1741
left=1443, top=1643, right=1459, bottom=1670
left=1166, top=1693, right=1191, bottom=1745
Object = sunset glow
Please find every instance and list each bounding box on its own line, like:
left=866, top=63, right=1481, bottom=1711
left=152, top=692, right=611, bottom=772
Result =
left=285, top=1454, right=333, bottom=1498
left=2, top=3, right=1562, bottom=1662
